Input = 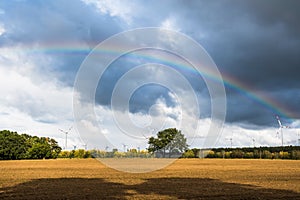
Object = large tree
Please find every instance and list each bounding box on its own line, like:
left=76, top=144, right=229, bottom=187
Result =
left=147, top=128, right=188, bottom=158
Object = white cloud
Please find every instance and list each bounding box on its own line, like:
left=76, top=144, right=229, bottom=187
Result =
left=0, top=23, right=5, bottom=36
left=160, top=17, right=181, bottom=31
left=80, top=119, right=98, bottom=133
left=290, top=120, right=300, bottom=128
left=0, top=48, right=72, bottom=122
left=0, top=46, right=76, bottom=149
left=82, top=0, right=135, bottom=24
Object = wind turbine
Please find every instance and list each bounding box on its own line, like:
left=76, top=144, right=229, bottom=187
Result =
left=122, top=143, right=127, bottom=152
left=59, top=126, right=72, bottom=150
left=225, top=137, right=233, bottom=148
left=276, top=116, right=289, bottom=147
left=83, top=143, right=88, bottom=150
left=142, top=134, right=151, bottom=140
left=252, top=138, right=256, bottom=148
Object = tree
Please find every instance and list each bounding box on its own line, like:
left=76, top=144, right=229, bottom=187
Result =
left=182, top=149, right=195, bottom=158
left=26, top=142, right=52, bottom=159
left=74, top=149, right=85, bottom=158
left=147, top=128, right=188, bottom=158
left=48, top=138, right=62, bottom=158
left=0, top=130, right=27, bottom=159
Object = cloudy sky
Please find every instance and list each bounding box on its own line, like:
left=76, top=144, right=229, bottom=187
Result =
left=0, top=0, right=300, bottom=150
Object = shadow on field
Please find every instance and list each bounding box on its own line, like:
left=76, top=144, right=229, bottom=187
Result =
left=0, top=177, right=299, bottom=199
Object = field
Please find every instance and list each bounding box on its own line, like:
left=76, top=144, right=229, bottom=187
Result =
left=0, top=159, right=299, bottom=199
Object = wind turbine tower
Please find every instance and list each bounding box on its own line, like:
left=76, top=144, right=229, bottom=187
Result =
left=276, top=116, right=289, bottom=147
left=252, top=138, right=255, bottom=148
left=59, top=126, right=73, bottom=150
left=122, top=143, right=127, bottom=152
left=226, top=137, right=233, bottom=148
left=83, top=144, right=87, bottom=150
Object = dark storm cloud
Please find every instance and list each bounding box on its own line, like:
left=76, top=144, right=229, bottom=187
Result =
left=162, top=0, right=300, bottom=125
left=224, top=89, right=279, bottom=127
left=242, top=0, right=300, bottom=37
left=170, top=0, right=300, bottom=90
left=217, top=1, right=300, bottom=123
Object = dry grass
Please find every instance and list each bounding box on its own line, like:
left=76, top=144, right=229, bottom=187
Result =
left=0, top=158, right=299, bottom=199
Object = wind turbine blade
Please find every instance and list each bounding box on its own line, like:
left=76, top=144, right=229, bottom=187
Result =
left=276, top=116, right=282, bottom=127
left=59, top=129, right=67, bottom=134
left=142, top=134, right=150, bottom=139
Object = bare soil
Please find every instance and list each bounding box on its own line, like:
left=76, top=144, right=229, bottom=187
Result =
left=0, top=158, right=299, bottom=199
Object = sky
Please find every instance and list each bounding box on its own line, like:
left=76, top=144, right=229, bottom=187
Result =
left=0, top=0, right=300, bottom=150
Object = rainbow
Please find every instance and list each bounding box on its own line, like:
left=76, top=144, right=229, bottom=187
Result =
left=26, top=42, right=296, bottom=123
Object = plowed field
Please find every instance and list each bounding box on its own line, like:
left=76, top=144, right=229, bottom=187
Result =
left=0, top=159, right=299, bottom=199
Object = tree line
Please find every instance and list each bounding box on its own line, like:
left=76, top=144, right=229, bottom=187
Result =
left=202, top=146, right=300, bottom=160
left=0, top=130, right=61, bottom=160
left=181, top=146, right=300, bottom=160
left=57, top=147, right=300, bottom=160
left=1, top=129, right=300, bottom=160
left=58, top=148, right=153, bottom=159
